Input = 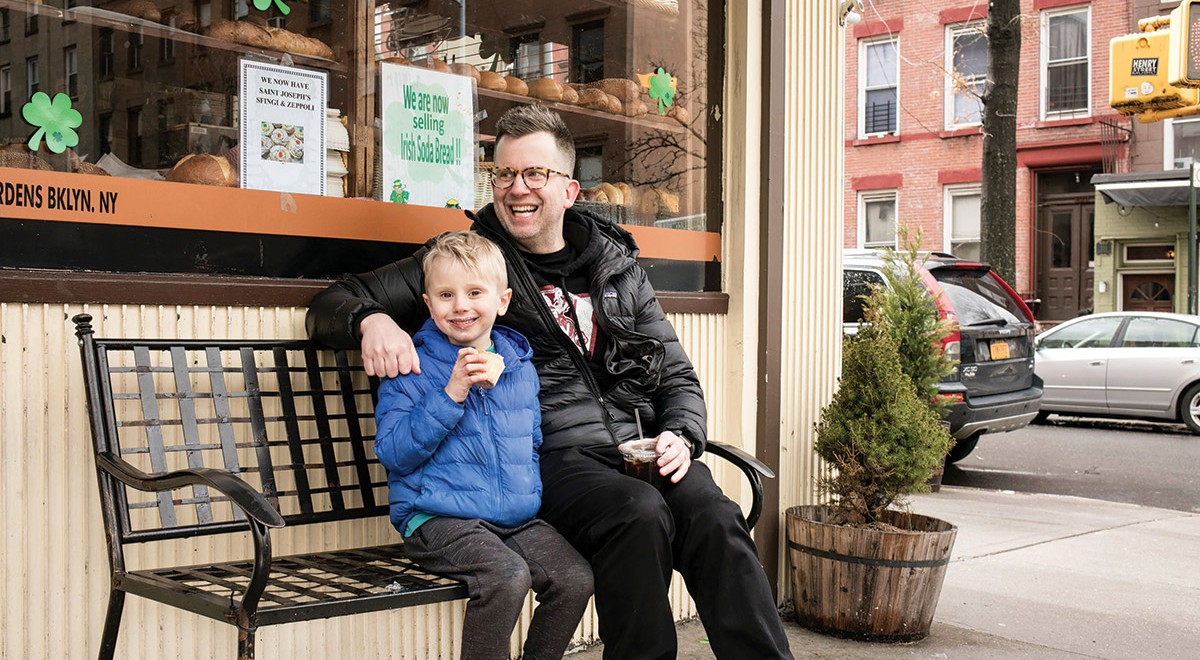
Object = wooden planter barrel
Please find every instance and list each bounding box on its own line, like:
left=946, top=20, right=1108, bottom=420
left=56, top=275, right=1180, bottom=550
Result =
left=785, top=505, right=957, bottom=642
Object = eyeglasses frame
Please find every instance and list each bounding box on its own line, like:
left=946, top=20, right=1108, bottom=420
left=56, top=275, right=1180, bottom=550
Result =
left=487, top=165, right=573, bottom=190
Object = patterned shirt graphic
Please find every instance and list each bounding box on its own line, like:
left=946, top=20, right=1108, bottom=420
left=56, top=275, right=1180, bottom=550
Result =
left=540, top=285, right=596, bottom=356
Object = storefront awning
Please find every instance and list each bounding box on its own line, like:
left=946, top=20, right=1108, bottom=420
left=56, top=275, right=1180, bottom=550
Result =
left=1092, top=169, right=1192, bottom=207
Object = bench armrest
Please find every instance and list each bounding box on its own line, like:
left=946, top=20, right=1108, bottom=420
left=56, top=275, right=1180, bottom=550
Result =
left=704, top=441, right=774, bottom=530
left=96, top=452, right=285, bottom=528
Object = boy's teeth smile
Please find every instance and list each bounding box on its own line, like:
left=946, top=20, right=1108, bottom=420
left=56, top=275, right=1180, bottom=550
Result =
left=450, top=318, right=476, bottom=329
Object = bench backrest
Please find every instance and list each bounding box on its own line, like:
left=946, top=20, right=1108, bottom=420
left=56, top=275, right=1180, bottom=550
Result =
left=75, top=316, right=387, bottom=544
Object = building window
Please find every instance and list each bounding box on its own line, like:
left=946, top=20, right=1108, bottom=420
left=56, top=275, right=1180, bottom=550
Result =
left=234, top=0, right=249, bottom=19
left=573, top=21, right=605, bottom=84
left=575, top=144, right=604, bottom=188
left=858, top=191, right=898, bottom=248
left=946, top=23, right=986, bottom=128
left=24, top=12, right=36, bottom=36
left=512, top=34, right=543, bottom=80
left=99, top=113, right=113, bottom=156
left=310, top=0, right=331, bottom=22
left=944, top=185, right=982, bottom=261
left=100, top=29, right=114, bottom=78
left=64, top=46, right=78, bottom=99
left=860, top=38, right=898, bottom=136
left=0, top=65, right=10, bottom=117
left=128, top=107, right=143, bottom=167
left=161, top=14, right=177, bottom=62
left=129, top=32, right=144, bottom=71
left=26, top=56, right=38, bottom=97
left=0, top=9, right=10, bottom=43
left=198, top=2, right=212, bottom=28
left=1042, top=7, right=1090, bottom=119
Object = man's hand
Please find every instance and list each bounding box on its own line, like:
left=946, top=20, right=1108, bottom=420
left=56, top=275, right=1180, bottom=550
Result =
left=359, top=313, right=420, bottom=378
left=655, top=430, right=692, bottom=483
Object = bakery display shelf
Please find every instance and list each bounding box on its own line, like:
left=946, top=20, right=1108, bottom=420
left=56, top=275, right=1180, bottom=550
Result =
left=476, top=88, right=687, bottom=135
left=0, top=1, right=346, bottom=73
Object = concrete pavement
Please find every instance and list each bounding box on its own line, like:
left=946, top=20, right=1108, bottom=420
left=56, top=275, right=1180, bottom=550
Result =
left=568, top=487, right=1200, bottom=659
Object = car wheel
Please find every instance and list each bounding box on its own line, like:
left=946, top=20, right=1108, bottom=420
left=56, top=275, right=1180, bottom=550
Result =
left=945, top=434, right=980, bottom=464
left=1179, top=382, right=1200, bottom=434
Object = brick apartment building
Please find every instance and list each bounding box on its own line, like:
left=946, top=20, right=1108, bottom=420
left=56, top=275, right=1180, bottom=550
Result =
left=843, top=0, right=1131, bottom=322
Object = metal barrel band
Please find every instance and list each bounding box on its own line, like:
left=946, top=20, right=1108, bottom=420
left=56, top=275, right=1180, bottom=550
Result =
left=786, top=540, right=951, bottom=568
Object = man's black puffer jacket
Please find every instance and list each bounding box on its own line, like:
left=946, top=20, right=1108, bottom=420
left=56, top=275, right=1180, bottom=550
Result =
left=305, top=204, right=708, bottom=456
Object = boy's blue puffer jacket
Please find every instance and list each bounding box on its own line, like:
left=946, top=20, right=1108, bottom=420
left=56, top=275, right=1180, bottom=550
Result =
left=374, top=318, right=542, bottom=534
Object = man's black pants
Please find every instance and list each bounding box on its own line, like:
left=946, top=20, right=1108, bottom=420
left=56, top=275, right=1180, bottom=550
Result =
left=539, top=446, right=793, bottom=660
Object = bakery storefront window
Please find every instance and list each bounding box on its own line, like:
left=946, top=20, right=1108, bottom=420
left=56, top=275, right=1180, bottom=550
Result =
left=0, top=0, right=721, bottom=295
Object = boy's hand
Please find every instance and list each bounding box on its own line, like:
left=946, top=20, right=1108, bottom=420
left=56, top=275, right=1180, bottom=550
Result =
left=444, top=348, right=493, bottom=403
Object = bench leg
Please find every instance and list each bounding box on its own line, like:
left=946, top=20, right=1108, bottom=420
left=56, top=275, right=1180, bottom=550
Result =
left=98, top=589, right=125, bottom=660
left=237, top=626, right=257, bottom=660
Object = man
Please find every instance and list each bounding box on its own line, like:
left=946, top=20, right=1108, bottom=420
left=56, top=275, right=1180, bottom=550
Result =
left=307, top=104, right=792, bottom=660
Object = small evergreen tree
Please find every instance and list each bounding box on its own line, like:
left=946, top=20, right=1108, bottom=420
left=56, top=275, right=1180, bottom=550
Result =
left=864, top=230, right=956, bottom=415
left=815, top=328, right=952, bottom=526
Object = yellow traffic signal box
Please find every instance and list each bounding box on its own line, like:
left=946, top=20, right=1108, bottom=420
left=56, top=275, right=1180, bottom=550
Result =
left=1112, top=30, right=1198, bottom=116
left=1169, top=0, right=1200, bottom=87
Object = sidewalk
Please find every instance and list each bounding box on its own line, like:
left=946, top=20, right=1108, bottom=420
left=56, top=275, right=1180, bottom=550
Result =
left=569, top=487, right=1200, bottom=659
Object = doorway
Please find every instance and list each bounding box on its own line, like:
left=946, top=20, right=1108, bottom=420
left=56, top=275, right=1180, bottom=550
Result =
left=1121, top=273, right=1175, bottom=312
left=1036, top=199, right=1095, bottom=320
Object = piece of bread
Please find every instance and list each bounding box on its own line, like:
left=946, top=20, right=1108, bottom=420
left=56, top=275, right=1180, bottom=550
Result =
left=577, top=88, right=609, bottom=111
left=603, top=93, right=623, bottom=115
left=599, top=182, right=622, bottom=206
left=667, top=105, right=691, bottom=126
left=166, top=154, right=237, bottom=187
left=450, top=62, right=481, bottom=82
left=172, top=8, right=198, bottom=32
left=477, top=352, right=505, bottom=387
left=657, top=189, right=680, bottom=214
left=560, top=85, right=579, bottom=104
left=479, top=71, right=508, bottom=91
left=110, top=0, right=161, bottom=23
left=528, top=78, right=563, bottom=102
left=426, top=58, right=453, bottom=74
left=205, top=19, right=240, bottom=42
left=235, top=20, right=274, bottom=49
left=591, top=78, right=641, bottom=102
left=0, top=150, right=53, bottom=171
left=614, top=183, right=635, bottom=207
left=300, top=35, right=334, bottom=59
left=74, top=161, right=111, bottom=176
left=623, top=99, right=649, bottom=117
left=504, top=76, right=529, bottom=96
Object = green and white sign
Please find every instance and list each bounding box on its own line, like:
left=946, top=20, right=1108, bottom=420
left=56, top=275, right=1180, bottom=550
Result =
left=380, top=62, right=475, bottom=208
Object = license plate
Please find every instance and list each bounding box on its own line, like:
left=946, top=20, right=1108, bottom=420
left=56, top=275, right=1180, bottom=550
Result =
left=990, top=341, right=1010, bottom=360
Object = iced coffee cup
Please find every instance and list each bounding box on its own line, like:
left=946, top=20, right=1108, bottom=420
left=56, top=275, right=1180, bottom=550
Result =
left=618, top=439, right=665, bottom=489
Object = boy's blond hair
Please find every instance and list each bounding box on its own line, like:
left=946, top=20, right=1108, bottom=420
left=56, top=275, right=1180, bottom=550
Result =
left=423, top=231, right=508, bottom=290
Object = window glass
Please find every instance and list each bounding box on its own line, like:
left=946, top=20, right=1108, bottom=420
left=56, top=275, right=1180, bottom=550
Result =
left=947, top=23, right=985, bottom=127
left=1040, top=317, right=1123, bottom=349
left=843, top=269, right=886, bottom=323
left=947, top=186, right=980, bottom=261
left=862, top=39, right=897, bottom=134
left=1122, top=317, right=1199, bottom=348
left=64, top=46, right=77, bottom=100
left=1044, top=9, right=1089, bottom=117
left=861, top=192, right=896, bottom=248
left=933, top=268, right=1028, bottom=326
left=25, top=55, right=37, bottom=97
left=0, top=66, right=9, bottom=117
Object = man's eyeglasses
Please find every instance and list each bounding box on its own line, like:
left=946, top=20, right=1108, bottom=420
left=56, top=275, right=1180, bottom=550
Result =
left=488, top=166, right=571, bottom=190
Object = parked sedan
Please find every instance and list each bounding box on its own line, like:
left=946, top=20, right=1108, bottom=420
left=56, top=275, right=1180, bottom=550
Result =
left=1034, top=311, right=1200, bottom=432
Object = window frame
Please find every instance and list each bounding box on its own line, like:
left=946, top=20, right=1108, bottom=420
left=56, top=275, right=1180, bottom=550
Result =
left=858, top=190, right=899, bottom=249
left=0, top=9, right=10, bottom=44
left=64, top=45, right=78, bottom=100
left=1040, top=6, right=1091, bottom=120
left=943, top=184, right=982, bottom=260
left=0, top=64, right=10, bottom=118
left=859, top=36, right=899, bottom=137
left=99, top=28, right=114, bottom=79
left=128, top=31, right=144, bottom=72
left=572, top=20, right=605, bottom=84
left=26, top=55, right=38, bottom=97
left=944, top=21, right=986, bottom=129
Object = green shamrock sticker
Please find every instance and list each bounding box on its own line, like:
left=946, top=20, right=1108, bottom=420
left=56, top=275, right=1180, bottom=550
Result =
left=253, top=0, right=291, bottom=16
left=648, top=67, right=676, bottom=115
left=22, top=92, right=82, bottom=155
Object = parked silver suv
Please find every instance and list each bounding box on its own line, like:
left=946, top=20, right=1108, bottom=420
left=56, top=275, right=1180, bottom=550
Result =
left=843, top=250, right=1043, bottom=462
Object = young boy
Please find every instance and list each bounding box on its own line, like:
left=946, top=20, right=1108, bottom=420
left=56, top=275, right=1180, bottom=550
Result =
left=373, top=231, right=593, bottom=660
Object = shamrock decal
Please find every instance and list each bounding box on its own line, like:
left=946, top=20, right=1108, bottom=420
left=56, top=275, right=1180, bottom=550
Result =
left=22, top=92, right=82, bottom=155
left=253, top=0, right=291, bottom=16
left=648, top=67, right=675, bottom=115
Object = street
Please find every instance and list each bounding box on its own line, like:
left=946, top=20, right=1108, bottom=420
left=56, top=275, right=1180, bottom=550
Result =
left=943, top=416, right=1200, bottom=513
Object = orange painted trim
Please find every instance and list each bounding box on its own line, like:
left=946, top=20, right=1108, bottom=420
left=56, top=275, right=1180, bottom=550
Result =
left=0, top=167, right=720, bottom=262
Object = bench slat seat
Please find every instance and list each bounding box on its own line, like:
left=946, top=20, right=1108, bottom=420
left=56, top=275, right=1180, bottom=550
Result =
left=120, top=545, right=466, bottom=627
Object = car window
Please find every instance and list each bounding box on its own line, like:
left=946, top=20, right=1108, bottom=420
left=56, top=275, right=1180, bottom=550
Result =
left=931, top=269, right=1028, bottom=326
left=843, top=269, right=885, bottom=323
left=1121, top=317, right=1200, bottom=348
left=1039, top=317, right=1123, bottom=349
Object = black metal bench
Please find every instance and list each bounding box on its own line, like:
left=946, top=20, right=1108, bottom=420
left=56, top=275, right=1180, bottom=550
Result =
left=72, top=313, right=773, bottom=659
